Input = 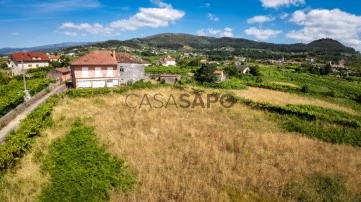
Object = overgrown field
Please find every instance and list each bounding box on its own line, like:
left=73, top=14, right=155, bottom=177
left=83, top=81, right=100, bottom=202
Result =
left=1, top=86, right=360, bottom=201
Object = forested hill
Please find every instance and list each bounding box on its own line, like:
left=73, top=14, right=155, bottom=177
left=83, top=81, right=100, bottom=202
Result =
left=88, top=33, right=356, bottom=54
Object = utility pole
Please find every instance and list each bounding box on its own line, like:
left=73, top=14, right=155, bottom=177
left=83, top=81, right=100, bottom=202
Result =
left=21, top=53, right=31, bottom=101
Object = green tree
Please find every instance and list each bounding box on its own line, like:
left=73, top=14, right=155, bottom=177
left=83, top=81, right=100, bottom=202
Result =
left=224, top=64, right=238, bottom=77
left=60, top=55, right=71, bottom=67
left=194, top=63, right=217, bottom=83
left=249, top=65, right=261, bottom=76
left=0, top=62, right=8, bottom=69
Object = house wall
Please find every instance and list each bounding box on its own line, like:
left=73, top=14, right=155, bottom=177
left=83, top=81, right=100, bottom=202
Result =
left=162, top=61, right=176, bottom=67
left=71, top=65, right=119, bottom=88
left=10, top=60, right=49, bottom=75
left=118, top=63, right=146, bottom=84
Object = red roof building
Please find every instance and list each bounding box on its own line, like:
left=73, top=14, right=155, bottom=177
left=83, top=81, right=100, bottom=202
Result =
left=9, top=52, right=50, bottom=75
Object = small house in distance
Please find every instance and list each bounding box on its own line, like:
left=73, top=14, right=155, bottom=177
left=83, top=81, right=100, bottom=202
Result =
left=159, top=74, right=181, bottom=84
left=159, top=56, right=176, bottom=66
left=9, top=52, right=50, bottom=75
left=236, top=65, right=250, bottom=74
left=117, top=53, right=149, bottom=84
left=46, top=67, right=71, bottom=83
left=214, top=70, right=226, bottom=82
left=48, top=55, right=61, bottom=62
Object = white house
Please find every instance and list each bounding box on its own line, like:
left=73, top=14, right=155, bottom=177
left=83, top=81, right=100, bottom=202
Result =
left=10, top=52, right=50, bottom=75
left=159, top=56, right=176, bottom=66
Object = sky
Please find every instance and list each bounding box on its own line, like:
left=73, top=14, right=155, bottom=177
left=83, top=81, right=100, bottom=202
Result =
left=1, top=0, right=361, bottom=50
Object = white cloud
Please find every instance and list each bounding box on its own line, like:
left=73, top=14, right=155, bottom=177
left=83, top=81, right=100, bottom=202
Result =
left=260, top=0, right=305, bottom=8
left=196, top=27, right=232, bottom=37
left=208, top=28, right=221, bottom=35
left=200, top=2, right=211, bottom=8
left=30, top=0, right=100, bottom=12
left=221, top=27, right=233, bottom=38
left=196, top=29, right=207, bottom=36
left=280, top=13, right=289, bottom=20
left=59, top=1, right=184, bottom=36
left=208, top=13, right=220, bottom=22
left=286, top=9, right=361, bottom=50
left=64, top=32, right=78, bottom=36
left=59, top=22, right=118, bottom=36
left=110, top=1, right=185, bottom=31
left=10, top=32, right=19, bottom=36
left=247, top=15, right=275, bottom=24
left=245, top=27, right=282, bottom=40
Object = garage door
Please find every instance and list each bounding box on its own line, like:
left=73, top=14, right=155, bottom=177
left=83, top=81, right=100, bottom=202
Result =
left=106, top=79, right=119, bottom=87
left=77, top=80, right=91, bottom=88
left=93, top=80, right=106, bottom=88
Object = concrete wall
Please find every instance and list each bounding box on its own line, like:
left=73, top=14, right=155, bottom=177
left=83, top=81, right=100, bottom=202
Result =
left=0, top=88, right=49, bottom=129
left=118, top=63, right=147, bottom=84
left=10, top=60, right=49, bottom=75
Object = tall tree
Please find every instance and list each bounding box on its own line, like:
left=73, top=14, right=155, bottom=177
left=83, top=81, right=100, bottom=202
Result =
left=194, top=63, right=217, bottom=83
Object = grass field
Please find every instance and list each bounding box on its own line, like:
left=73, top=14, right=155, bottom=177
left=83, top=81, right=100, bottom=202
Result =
left=1, top=87, right=360, bottom=201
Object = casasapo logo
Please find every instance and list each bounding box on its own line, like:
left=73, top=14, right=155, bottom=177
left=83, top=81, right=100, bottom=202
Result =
left=125, top=93, right=236, bottom=109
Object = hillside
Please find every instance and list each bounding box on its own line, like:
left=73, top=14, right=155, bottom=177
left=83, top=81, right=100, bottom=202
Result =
left=0, top=42, right=95, bottom=55
left=134, top=33, right=356, bottom=53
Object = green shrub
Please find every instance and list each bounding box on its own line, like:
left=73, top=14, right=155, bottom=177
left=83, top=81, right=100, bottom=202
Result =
left=301, top=85, right=310, bottom=93
left=39, top=120, right=136, bottom=202
left=0, top=95, right=60, bottom=172
left=282, top=173, right=358, bottom=202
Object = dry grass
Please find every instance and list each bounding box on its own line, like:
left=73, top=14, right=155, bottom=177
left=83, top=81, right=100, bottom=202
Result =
left=0, top=113, right=71, bottom=202
left=50, top=88, right=361, bottom=201
left=270, top=81, right=300, bottom=88
left=2, top=87, right=361, bottom=201
left=230, top=87, right=358, bottom=115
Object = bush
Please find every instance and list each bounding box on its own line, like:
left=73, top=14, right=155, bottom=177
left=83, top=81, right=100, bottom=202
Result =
left=0, top=95, right=60, bottom=172
left=40, top=120, right=136, bottom=202
left=301, top=85, right=310, bottom=93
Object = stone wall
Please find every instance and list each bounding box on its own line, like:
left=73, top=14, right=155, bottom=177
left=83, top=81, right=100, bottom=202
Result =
left=118, top=63, right=148, bottom=84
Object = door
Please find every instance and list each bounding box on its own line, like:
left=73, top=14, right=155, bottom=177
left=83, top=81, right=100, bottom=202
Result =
left=95, top=67, right=101, bottom=77
left=82, top=67, right=89, bottom=78
left=77, top=80, right=91, bottom=88
left=107, top=67, right=114, bottom=77
left=93, top=80, right=106, bottom=88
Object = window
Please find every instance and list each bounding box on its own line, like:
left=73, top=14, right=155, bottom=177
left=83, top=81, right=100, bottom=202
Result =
left=82, top=67, right=89, bottom=78
left=119, top=67, right=124, bottom=72
left=107, top=67, right=114, bottom=77
left=36, top=64, right=39, bottom=67
left=28, top=64, right=32, bottom=67
left=95, top=67, right=101, bottom=77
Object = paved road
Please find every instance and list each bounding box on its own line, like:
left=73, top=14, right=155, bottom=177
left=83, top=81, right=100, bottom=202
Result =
left=0, top=84, right=66, bottom=143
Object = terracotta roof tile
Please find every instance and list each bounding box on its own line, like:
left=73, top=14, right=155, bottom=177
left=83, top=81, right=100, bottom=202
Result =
left=11, top=52, right=50, bottom=62
left=116, top=53, right=149, bottom=64
left=54, top=67, right=71, bottom=73
left=70, top=51, right=117, bottom=66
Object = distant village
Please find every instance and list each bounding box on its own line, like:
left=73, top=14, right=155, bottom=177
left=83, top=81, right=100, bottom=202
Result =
left=0, top=44, right=357, bottom=89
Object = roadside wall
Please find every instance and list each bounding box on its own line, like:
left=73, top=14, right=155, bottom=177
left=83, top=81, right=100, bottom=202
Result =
left=0, top=88, right=49, bottom=129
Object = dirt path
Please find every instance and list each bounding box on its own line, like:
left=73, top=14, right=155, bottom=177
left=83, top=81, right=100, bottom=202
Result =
left=0, top=84, right=66, bottom=143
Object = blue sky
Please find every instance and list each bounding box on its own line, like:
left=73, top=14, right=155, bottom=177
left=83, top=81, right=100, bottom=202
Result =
left=1, top=0, right=361, bottom=50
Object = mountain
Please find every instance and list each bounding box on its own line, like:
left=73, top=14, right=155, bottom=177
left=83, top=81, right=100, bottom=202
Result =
left=128, top=33, right=356, bottom=54
left=0, top=42, right=96, bottom=55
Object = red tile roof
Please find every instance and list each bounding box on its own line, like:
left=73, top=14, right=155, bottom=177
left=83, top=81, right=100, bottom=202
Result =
left=214, top=70, right=223, bottom=75
left=70, top=51, right=117, bottom=66
left=11, top=52, right=50, bottom=62
left=54, top=67, right=71, bottom=73
left=49, top=55, right=61, bottom=60
left=116, top=53, right=149, bottom=64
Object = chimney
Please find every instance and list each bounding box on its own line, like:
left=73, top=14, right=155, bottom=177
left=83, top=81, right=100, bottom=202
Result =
left=112, top=49, right=116, bottom=59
